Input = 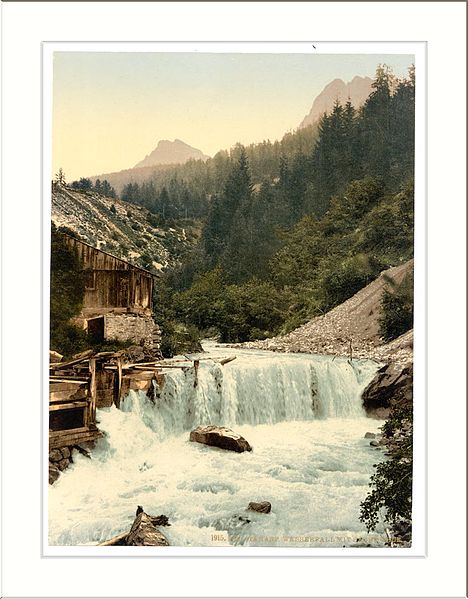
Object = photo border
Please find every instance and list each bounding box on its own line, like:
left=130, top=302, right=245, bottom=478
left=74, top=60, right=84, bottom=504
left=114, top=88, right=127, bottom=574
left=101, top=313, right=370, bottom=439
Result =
left=2, top=3, right=465, bottom=598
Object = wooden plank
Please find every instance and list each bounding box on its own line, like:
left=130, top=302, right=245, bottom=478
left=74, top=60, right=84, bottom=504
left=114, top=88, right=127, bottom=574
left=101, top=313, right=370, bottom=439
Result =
left=89, top=358, right=97, bottom=425
left=49, top=429, right=102, bottom=449
left=49, top=381, right=88, bottom=392
left=98, top=532, right=128, bottom=546
left=50, top=351, right=93, bottom=371
left=219, top=356, right=237, bottom=365
left=49, top=390, right=88, bottom=402
left=116, top=357, right=123, bottom=407
left=49, top=401, right=89, bottom=411
left=123, top=372, right=156, bottom=381
left=49, top=376, right=89, bottom=383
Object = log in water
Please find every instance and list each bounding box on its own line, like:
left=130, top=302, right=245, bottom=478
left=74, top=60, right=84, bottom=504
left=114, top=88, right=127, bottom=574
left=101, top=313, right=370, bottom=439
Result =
left=48, top=346, right=386, bottom=547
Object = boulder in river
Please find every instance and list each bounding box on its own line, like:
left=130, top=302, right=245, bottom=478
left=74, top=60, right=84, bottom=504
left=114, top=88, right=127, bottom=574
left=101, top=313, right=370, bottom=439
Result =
left=361, top=362, right=413, bottom=418
left=364, top=432, right=376, bottom=439
left=247, top=501, right=271, bottom=514
left=49, top=463, right=60, bottom=485
left=189, top=425, right=252, bottom=453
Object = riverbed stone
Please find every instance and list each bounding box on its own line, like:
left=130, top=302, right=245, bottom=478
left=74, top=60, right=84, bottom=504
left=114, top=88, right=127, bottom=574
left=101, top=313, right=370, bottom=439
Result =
left=364, top=432, right=376, bottom=439
left=189, top=425, right=252, bottom=453
left=126, top=511, right=170, bottom=546
left=247, top=501, right=271, bottom=513
left=57, top=458, right=70, bottom=471
left=49, top=463, right=60, bottom=485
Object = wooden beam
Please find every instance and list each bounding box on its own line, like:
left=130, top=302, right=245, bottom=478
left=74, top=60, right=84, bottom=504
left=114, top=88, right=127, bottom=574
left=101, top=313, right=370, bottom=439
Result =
left=49, top=376, right=89, bottom=383
left=219, top=356, right=237, bottom=366
left=98, top=532, right=128, bottom=546
left=49, top=428, right=102, bottom=449
left=49, top=390, right=88, bottom=402
left=89, top=358, right=97, bottom=425
left=49, top=351, right=93, bottom=371
left=49, top=401, right=88, bottom=411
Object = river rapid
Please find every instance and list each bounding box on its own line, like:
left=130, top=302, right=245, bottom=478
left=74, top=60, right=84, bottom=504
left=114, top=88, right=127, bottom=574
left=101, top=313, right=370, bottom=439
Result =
left=48, top=344, right=386, bottom=547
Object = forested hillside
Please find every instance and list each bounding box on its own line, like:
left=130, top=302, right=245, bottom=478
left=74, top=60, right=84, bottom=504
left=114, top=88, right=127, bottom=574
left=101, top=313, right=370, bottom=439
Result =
left=150, top=65, right=415, bottom=348
left=62, top=65, right=414, bottom=354
left=117, top=123, right=320, bottom=220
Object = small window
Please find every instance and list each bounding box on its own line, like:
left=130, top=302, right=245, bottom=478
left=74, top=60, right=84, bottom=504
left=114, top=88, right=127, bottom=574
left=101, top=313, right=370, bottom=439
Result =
left=85, top=271, right=96, bottom=290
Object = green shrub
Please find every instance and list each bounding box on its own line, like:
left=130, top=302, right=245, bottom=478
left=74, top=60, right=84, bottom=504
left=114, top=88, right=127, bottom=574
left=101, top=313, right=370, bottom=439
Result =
left=50, top=224, right=86, bottom=355
left=360, top=403, right=413, bottom=536
left=379, top=272, right=414, bottom=341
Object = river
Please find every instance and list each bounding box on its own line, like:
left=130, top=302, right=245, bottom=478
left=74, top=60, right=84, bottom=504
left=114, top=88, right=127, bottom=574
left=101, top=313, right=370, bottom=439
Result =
left=48, top=344, right=386, bottom=547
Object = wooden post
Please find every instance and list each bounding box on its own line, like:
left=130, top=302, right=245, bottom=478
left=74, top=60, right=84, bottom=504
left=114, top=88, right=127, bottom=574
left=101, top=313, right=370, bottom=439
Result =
left=89, top=358, right=97, bottom=426
left=193, top=359, right=199, bottom=388
left=116, top=356, right=123, bottom=408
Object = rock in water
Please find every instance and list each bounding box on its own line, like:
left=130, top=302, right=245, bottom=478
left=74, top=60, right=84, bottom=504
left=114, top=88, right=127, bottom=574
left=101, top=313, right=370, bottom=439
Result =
left=361, top=363, right=413, bottom=418
left=247, top=501, right=272, bottom=514
left=189, top=425, right=252, bottom=453
left=126, top=511, right=170, bottom=546
left=49, top=463, right=60, bottom=485
left=364, top=432, right=376, bottom=439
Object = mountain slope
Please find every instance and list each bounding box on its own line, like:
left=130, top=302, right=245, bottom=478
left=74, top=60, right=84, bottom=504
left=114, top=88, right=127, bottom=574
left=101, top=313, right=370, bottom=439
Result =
left=134, top=139, right=209, bottom=168
left=89, top=141, right=209, bottom=194
left=241, top=260, right=413, bottom=365
left=51, top=185, right=201, bottom=273
left=299, top=76, right=373, bottom=129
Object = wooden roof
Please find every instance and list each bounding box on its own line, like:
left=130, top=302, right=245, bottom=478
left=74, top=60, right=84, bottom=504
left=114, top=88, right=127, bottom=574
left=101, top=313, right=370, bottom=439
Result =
left=60, top=232, right=154, bottom=276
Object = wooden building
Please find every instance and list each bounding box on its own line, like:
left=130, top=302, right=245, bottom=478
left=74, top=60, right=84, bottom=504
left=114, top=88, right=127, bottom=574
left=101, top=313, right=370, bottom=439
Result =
left=62, top=234, right=153, bottom=318
left=61, top=234, right=160, bottom=350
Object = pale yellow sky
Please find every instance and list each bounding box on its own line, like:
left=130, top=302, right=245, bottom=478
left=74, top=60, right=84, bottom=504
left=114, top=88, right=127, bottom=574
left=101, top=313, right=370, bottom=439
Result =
left=53, top=52, right=413, bottom=181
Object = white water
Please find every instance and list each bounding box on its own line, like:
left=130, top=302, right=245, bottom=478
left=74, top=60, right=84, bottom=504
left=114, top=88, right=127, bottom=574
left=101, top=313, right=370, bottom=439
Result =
left=49, top=345, right=386, bottom=547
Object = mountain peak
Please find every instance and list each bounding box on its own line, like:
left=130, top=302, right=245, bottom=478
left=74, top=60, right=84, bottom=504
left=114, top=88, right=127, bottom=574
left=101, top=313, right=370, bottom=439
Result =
left=299, top=76, right=373, bottom=129
left=134, top=139, right=210, bottom=169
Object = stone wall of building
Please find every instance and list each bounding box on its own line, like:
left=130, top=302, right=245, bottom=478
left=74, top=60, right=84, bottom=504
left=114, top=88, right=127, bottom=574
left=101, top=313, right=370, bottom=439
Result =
left=104, top=313, right=161, bottom=356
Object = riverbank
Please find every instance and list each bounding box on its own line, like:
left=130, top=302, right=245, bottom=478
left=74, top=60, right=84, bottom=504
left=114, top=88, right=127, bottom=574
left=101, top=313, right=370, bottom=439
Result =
left=233, top=261, right=414, bottom=368
left=238, top=329, right=413, bottom=368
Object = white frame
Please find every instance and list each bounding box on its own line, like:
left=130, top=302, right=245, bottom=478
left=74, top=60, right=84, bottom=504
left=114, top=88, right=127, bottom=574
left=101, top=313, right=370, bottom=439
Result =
left=1, top=3, right=466, bottom=598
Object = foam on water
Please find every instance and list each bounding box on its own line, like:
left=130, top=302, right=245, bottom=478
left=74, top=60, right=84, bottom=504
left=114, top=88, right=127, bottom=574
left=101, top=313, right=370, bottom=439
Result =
left=48, top=346, right=385, bottom=547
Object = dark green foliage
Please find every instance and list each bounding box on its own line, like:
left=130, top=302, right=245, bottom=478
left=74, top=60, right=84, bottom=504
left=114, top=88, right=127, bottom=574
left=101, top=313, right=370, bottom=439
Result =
left=71, top=178, right=116, bottom=197
left=379, top=272, right=414, bottom=341
left=152, top=275, right=202, bottom=357
left=360, top=403, right=413, bottom=534
left=71, top=177, right=93, bottom=191
left=319, top=254, right=375, bottom=310
left=50, top=223, right=86, bottom=355
left=173, top=270, right=292, bottom=343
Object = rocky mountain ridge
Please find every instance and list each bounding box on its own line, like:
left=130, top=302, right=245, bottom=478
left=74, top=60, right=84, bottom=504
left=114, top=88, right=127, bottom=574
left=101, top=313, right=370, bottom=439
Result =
left=134, top=139, right=209, bottom=168
left=51, top=185, right=201, bottom=273
left=299, top=75, right=373, bottom=129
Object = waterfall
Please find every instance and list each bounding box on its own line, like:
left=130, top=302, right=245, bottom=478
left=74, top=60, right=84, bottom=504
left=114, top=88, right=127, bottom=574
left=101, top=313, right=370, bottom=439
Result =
left=49, top=348, right=384, bottom=547
left=120, top=349, right=379, bottom=440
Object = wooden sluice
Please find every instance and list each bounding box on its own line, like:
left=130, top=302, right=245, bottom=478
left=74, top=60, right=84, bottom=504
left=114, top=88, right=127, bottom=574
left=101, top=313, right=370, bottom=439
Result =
left=49, top=350, right=237, bottom=448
